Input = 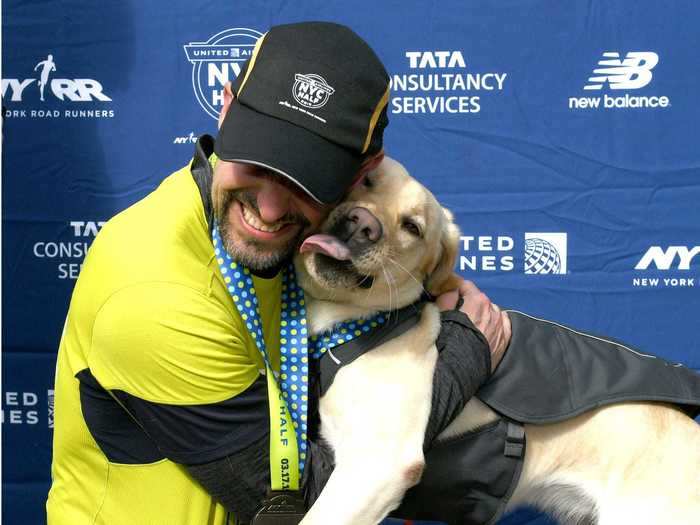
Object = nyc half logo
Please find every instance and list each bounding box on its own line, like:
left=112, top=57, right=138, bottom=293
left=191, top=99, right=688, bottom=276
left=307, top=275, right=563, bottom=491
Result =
left=292, top=74, right=335, bottom=109
left=184, top=27, right=263, bottom=120
left=569, top=51, right=670, bottom=110
left=2, top=54, right=114, bottom=119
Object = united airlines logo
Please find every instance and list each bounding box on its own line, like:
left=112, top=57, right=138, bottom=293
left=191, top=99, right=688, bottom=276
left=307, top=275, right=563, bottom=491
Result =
left=184, top=28, right=263, bottom=119
left=458, top=233, right=568, bottom=275
left=524, top=233, right=568, bottom=275
left=292, top=73, right=335, bottom=109
left=584, top=52, right=659, bottom=91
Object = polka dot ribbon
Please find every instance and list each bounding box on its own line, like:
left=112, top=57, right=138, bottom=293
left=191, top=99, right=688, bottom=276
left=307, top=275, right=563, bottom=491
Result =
left=212, top=225, right=310, bottom=475
left=212, top=225, right=391, bottom=477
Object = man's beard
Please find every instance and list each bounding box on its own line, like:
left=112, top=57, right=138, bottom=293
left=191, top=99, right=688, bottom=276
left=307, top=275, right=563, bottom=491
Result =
left=214, top=188, right=309, bottom=274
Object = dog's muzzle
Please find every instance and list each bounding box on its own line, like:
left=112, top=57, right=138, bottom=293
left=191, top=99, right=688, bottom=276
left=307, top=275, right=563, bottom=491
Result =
left=331, top=207, right=383, bottom=252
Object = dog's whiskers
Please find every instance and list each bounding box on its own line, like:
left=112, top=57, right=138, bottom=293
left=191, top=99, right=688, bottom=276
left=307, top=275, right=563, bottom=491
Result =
left=380, top=261, right=403, bottom=323
left=384, top=253, right=428, bottom=297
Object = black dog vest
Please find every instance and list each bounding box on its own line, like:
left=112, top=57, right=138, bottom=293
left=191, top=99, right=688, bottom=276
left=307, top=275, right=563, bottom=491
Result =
left=312, top=307, right=700, bottom=525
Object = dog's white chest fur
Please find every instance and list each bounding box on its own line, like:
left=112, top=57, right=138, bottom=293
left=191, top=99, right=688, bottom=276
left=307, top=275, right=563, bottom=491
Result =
left=300, top=302, right=441, bottom=525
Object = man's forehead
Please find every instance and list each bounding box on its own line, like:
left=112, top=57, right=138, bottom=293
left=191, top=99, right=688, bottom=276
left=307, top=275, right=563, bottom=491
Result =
left=220, top=159, right=333, bottom=209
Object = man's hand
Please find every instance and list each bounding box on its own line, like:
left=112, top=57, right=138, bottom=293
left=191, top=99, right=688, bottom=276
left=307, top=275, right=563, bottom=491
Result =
left=436, top=279, right=511, bottom=372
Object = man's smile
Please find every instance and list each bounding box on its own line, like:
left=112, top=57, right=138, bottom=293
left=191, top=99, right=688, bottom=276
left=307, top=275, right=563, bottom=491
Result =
left=231, top=200, right=300, bottom=241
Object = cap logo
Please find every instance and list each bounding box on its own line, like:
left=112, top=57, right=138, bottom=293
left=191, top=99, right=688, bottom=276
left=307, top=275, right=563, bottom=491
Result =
left=292, top=73, right=335, bottom=109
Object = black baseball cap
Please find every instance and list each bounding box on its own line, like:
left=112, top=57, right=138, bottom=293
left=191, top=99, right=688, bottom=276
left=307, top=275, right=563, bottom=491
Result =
left=215, top=22, right=390, bottom=204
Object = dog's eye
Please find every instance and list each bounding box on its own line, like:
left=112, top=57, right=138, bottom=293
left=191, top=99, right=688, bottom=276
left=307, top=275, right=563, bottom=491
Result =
left=362, top=177, right=373, bottom=188
left=402, top=220, right=422, bottom=237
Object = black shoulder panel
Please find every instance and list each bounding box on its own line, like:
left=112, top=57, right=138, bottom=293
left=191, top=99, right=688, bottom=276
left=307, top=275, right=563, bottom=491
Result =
left=191, top=134, right=215, bottom=237
left=77, top=368, right=270, bottom=466
left=77, top=368, right=164, bottom=464
left=111, top=375, right=270, bottom=466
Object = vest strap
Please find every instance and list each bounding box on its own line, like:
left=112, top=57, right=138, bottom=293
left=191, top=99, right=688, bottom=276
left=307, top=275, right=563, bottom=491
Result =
left=504, top=421, right=525, bottom=458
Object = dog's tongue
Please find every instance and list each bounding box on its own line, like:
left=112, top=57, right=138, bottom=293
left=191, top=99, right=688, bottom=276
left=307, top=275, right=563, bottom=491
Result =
left=300, top=234, right=351, bottom=261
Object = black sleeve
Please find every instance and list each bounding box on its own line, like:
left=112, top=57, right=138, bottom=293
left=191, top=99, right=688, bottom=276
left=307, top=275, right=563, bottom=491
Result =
left=185, top=433, right=270, bottom=524
left=423, top=310, right=491, bottom=448
left=77, top=370, right=273, bottom=522
left=111, top=375, right=271, bottom=465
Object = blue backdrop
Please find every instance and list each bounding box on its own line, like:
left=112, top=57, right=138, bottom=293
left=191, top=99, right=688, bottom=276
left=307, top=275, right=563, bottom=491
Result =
left=3, top=1, right=699, bottom=524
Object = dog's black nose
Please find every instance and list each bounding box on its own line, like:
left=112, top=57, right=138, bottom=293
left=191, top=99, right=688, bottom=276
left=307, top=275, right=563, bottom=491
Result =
left=348, top=207, right=382, bottom=243
left=333, top=207, right=383, bottom=248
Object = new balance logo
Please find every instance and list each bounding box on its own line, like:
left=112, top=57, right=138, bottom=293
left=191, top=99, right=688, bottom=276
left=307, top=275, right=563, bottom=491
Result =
left=584, top=52, right=658, bottom=91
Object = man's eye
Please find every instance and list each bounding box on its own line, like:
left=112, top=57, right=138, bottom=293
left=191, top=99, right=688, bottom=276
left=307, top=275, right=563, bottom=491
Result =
left=402, top=220, right=422, bottom=237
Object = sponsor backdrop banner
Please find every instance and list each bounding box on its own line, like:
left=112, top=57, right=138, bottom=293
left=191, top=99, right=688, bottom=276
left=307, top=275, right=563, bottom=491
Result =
left=2, top=1, right=699, bottom=524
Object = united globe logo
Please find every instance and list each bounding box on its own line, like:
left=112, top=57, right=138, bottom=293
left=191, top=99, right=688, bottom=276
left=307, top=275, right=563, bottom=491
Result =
left=292, top=73, right=335, bottom=109
left=184, top=28, right=263, bottom=119
left=524, top=233, right=568, bottom=274
left=525, top=239, right=560, bottom=274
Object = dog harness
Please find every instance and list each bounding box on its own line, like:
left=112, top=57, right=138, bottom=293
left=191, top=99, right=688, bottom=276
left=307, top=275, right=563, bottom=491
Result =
left=311, top=305, right=700, bottom=525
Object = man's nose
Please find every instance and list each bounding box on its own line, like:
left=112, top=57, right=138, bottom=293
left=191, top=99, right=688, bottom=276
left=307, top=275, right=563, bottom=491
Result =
left=336, top=207, right=383, bottom=248
left=255, top=183, right=293, bottom=224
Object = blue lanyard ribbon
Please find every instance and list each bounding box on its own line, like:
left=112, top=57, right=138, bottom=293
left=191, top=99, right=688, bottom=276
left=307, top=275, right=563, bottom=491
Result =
left=213, top=225, right=310, bottom=477
left=213, top=225, right=391, bottom=478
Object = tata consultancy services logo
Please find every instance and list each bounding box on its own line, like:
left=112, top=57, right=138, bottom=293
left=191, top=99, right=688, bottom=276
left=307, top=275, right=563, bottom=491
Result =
left=184, top=28, right=263, bottom=120
left=569, top=51, right=670, bottom=110
left=292, top=73, right=335, bottom=109
left=391, top=50, right=508, bottom=115
left=524, top=233, right=568, bottom=275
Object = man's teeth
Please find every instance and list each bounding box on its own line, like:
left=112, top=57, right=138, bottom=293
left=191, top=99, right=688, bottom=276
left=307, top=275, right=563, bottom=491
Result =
left=241, top=205, right=286, bottom=233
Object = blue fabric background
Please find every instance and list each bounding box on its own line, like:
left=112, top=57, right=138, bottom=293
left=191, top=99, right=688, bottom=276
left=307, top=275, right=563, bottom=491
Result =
left=3, top=1, right=699, bottom=524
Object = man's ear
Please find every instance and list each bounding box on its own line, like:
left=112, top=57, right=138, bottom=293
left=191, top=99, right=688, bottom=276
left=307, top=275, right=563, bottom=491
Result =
left=425, top=208, right=462, bottom=296
left=346, top=150, right=385, bottom=192
left=359, top=150, right=384, bottom=175
left=217, top=82, right=235, bottom=129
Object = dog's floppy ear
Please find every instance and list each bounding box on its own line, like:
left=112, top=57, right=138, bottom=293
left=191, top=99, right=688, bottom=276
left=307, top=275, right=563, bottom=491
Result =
left=425, top=207, right=462, bottom=296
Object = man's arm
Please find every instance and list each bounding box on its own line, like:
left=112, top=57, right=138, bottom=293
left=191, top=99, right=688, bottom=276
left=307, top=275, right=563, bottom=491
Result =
left=185, top=434, right=270, bottom=523
left=85, top=284, right=274, bottom=522
left=424, top=280, right=511, bottom=446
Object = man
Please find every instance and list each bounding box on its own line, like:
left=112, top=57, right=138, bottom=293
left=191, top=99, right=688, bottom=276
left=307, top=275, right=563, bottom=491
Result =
left=46, top=22, right=510, bottom=525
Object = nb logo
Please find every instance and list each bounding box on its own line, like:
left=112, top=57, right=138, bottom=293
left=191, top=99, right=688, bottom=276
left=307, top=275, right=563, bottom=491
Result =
left=292, top=73, right=335, bottom=109
left=584, top=52, right=658, bottom=91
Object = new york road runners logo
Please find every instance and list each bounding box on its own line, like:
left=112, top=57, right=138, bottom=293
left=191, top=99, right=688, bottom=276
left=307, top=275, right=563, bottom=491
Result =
left=2, top=54, right=114, bottom=119
left=292, top=73, right=335, bottom=109
left=184, top=27, right=263, bottom=120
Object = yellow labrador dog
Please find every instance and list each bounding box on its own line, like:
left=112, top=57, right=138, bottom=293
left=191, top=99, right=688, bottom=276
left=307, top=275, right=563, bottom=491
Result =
left=295, top=157, right=700, bottom=525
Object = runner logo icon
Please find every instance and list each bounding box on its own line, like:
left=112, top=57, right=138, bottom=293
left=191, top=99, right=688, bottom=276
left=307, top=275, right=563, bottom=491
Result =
left=584, top=52, right=658, bottom=91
